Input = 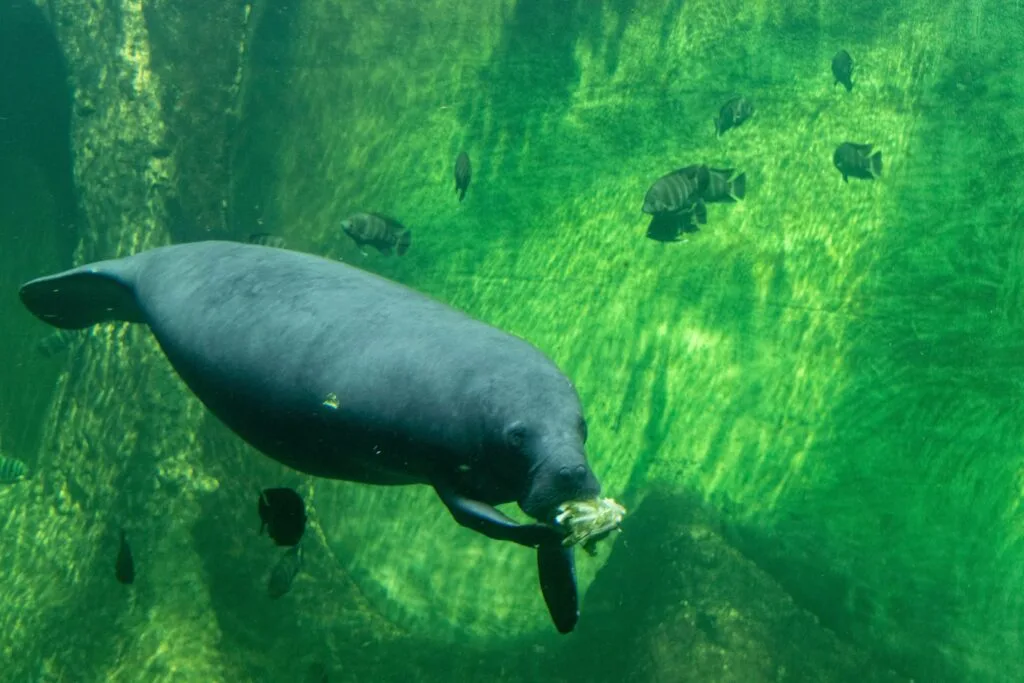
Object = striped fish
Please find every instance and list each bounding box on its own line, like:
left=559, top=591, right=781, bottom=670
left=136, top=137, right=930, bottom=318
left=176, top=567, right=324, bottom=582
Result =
left=341, top=212, right=411, bottom=256
left=642, top=165, right=710, bottom=224
left=0, top=454, right=27, bottom=483
left=714, top=96, right=754, bottom=137
left=702, top=167, right=747, bottom=203
left=248, top=233, right=287, bottom=249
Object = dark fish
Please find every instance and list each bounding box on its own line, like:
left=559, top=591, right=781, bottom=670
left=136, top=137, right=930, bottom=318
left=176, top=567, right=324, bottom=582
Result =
left=36, top=329, right=82, bottom=358
left=646, top=212, right=698, bottom=243
left=341, top=212, right=411, bottom=256
left=642, top=165, right=710, bottom=224
left=0, top=454, right=27, bottom=483
left=268, top=544, right=302, bottom=599
left=832, top=49, right=854, bottom=92
left=248, top=233, right=287, bottom=249
left=702, top=167, right=746, bottom=203
left=115, top=529, right=134, bottom=585
left=714, top=96, right=754, bottom=137
left=833, top=142, right=882, bottom=182
left=454, top=151, right=471, bottom=202
left=258, top=487, right=307, bottom=547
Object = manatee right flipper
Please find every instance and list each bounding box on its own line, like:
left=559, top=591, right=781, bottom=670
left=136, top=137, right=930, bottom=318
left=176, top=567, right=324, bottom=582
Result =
left=19, top=261, right=144, bottom=329
left=538, top=542, right=579, bottom=634
left=434, top=483, right=564, bottom=548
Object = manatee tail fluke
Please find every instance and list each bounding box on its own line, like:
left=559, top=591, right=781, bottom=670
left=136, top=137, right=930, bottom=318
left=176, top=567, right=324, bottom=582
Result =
left=537, top=542, right=578, bottom=634
left=871, top=151, right=883, bottom=177
left=20, top=265, right=144, bottom=329
left=396, top=230, right=412, bottom=256
left=732, top=172, right=747, bottom=200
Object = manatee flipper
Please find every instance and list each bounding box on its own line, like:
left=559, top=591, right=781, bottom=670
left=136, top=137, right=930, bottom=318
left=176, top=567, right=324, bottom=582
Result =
left=434, top=483, right=563, bottom=549
left=537, top=542, right=579, bottom=634
left=20, top=261, right=144, bottom=329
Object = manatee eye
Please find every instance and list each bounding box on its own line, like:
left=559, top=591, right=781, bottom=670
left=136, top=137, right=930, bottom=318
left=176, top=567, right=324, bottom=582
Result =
left=505, top=421, right=527, bottom=450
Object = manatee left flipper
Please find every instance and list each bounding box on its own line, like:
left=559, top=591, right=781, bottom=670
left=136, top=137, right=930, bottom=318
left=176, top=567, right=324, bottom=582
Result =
left=434, top=483, right=564, bottom=549
left=538, top=542, right=579, bottom=634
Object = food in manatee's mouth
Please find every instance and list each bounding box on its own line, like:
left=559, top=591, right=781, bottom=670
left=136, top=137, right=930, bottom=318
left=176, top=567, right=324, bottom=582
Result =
left=553, top=497, right=627, bottom=554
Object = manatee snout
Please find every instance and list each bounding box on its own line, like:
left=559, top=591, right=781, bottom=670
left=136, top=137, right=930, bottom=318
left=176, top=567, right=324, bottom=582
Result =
left=521, top=457, right=601, bottom=522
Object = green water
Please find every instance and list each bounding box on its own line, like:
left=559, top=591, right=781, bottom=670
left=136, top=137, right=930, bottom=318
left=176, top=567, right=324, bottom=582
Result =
left=1, top=0, right=1022, bottom=681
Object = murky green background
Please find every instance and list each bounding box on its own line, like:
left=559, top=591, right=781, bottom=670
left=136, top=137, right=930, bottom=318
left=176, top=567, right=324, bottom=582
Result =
left=1, top=0, right=1022, bottom=681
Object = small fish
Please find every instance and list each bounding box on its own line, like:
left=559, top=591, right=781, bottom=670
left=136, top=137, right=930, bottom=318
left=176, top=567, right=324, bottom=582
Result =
left=268, top=544, right=302, bottom=599
left=36, top=329, right=82, bottom=358
left=642, top=165, right=710, bottom=224
left=714, top=96, right=753, bottom=137
left=115, top=529, right=135, bottom=585
left=454, top=151, right=471, bottom=202
left=646, top=212, right=698, bottom=243
left=341, top=212, right=411, bottom=256
left=258, top=487, right=307, bottom=547
left=248, top=233, right=287, bottom=249
left=833, top=142, right=882, bottom=182
left=0, top=454, right=27, bottom=483
left=702, top=168, right=746, bottom=203
left=832, top=49, right=854, bottom=92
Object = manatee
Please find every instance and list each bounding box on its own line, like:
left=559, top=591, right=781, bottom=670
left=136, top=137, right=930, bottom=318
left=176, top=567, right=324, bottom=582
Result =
left=19, top=240, right=601, bottom=633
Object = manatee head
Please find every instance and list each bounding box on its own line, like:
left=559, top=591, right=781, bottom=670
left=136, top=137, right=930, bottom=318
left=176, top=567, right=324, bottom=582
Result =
left=507, top=403, right=601, bottom=523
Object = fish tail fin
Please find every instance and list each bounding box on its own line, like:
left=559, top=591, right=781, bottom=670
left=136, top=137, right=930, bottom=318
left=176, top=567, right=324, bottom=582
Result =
left=731, top=172, right=747, bottom=200
left=396, top=230, right=412, bottom=256
left=845, top=81, right=854, bottom=93
left=457, top=187, right=466, bottom=202
left=694, top=200, right=708, bottom=225
left=20, top=260, right=144, bottom=329
left=871, top=151, right=882, bottom=177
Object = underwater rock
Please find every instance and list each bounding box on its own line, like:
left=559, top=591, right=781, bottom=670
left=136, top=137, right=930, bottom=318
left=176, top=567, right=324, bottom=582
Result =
left=561, top=491, right=911, bottom=683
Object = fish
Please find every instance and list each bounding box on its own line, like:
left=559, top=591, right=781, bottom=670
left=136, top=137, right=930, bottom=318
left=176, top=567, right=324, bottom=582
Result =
left=341, top=212, right=411, bottom=256
left=832, top=49, right=854, bottom=92
left=646, top=212, right=698, bottom=243
left=833, top=142, right=882, bottom=182
left=36, top=329, right=82, bottom=357
left=258, top=487, right=307, bottom=547
left=714, top=96, right=754, bottom=137
left=115, top=529, right=135, bottom=585
left=267, top=544, right=302, bottom=599
left=642, top=165, right=710, bottom=224
left=248, top=233, right=287, bottom=249
left=702, top=167, right=746, bottom=203
left=0, top=454, right=27, bottom=483
left=454, top=151, right=471, bottom=202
